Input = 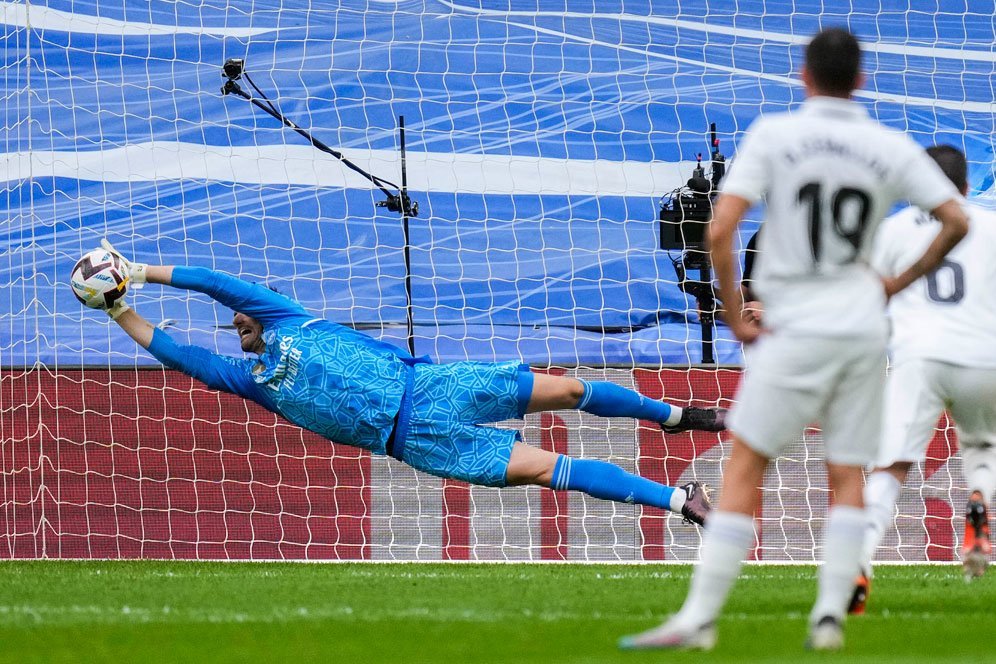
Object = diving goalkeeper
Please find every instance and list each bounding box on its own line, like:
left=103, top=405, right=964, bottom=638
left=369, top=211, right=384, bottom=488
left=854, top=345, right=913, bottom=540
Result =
left=82, top=241, right=725, bottom=525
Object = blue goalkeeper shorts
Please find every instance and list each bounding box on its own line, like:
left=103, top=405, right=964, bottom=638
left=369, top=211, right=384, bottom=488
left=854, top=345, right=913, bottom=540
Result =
left=400, top=361, right=534, bottom=487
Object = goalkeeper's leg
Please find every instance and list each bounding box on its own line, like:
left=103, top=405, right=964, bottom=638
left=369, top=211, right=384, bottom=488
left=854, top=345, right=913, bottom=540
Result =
left=505, top=443, right=710, bottom=525
left=526, top=373, right=725, bottom=433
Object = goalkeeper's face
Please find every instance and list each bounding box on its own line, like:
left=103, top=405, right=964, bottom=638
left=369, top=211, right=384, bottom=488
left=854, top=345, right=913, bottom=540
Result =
left=233, top=312, right=265, bottom=354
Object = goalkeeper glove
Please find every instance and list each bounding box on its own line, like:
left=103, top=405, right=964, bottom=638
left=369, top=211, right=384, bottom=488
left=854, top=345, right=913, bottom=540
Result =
left=106, top=298, right=131, bottom=321
left=100, top=238, right=148, bottom=289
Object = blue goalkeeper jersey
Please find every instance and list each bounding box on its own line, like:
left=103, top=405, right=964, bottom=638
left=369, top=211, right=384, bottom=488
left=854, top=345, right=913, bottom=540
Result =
left=146, top=266, right=423, bottom=455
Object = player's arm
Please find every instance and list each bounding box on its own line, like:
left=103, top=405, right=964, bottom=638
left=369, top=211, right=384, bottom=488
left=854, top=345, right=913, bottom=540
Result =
left=85, top=275, right=258, bottom=395
left=883, top=142, right=970, bottom=297
left=709, top=194, right=758, bottom=343
left=102, top=240, right=308, bottom=325
left=881, top=199, right=967, bottom=298
left=113, top=306, right=256, bottom=395
left=708, top=118, right=770, bottom=343
left=112, top=303, right=157, bottom=349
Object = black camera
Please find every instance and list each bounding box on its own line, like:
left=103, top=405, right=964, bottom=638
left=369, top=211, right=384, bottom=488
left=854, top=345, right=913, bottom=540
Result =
left=656, top=123, right=728, bottom=364
left=658, top=123, right=726, bottom=252
left=376, top=193, right=419, bottom=217
left=658, top=165, right=713, bottom=251
left=223, top=58, right=245, bottom=80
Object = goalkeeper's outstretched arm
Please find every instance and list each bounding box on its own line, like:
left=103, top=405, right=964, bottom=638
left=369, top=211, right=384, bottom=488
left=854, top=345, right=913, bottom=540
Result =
left=113, top=306, right=157, bottom=350
left=111, top=302, right=257, bottom=397
left=88, top=253, right=261, bottom=397
left=101, top=241, right=307, bottom=325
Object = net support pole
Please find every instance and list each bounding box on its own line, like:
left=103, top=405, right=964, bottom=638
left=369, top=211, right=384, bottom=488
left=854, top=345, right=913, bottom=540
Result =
left=698, top=263, right=715, bottom=363
left=683, top=249, right=715, bottom=364
left=399, top=115, right=416, bottom=357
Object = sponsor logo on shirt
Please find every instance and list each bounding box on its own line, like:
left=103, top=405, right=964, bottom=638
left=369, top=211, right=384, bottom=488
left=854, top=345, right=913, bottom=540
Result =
left=267, top=335, right=303, bottom=391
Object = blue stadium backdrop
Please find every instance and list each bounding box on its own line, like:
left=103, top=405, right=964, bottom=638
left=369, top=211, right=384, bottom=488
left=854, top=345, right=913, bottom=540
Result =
left=2, top=0, right=994, bottom=560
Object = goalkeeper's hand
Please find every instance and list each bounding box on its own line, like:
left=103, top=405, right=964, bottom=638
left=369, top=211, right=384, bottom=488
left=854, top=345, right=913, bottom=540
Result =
left=100, top=238, right=148, bottom=289
left=105, top=297, right=131, bottom=321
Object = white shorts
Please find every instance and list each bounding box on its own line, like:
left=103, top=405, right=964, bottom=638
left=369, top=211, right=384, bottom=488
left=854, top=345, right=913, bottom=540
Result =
left=728, top=333, right=887, bottom=466
left=877, top=359, right=996, bottom=467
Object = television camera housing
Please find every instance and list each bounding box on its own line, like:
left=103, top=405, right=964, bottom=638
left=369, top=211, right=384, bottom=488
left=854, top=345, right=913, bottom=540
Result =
left=657, top=123, right=727, bottom=363
left=659, top=122, right=726, bottom=255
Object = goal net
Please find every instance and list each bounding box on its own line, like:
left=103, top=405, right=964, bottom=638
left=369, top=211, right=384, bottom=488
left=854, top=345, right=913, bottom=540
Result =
left=1, top=0, right=991, bottom=560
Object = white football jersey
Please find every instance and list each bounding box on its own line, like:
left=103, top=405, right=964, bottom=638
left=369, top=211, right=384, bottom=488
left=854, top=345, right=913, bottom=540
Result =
left=873, top=202, right=996, bottom=368
left=721, top=97, right=958, bottom=338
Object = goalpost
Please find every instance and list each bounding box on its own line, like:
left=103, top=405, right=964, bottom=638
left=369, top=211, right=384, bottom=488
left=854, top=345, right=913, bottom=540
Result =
left=2, top=1, right=991, bottom=561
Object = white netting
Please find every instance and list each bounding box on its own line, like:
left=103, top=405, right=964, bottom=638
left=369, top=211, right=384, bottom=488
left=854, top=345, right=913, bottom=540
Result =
left=1, top=1, right=993, bottom=560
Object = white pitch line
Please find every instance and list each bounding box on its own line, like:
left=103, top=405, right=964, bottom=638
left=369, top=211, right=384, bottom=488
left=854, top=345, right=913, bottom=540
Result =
left=0, top=603, right=661, bottom=626
left=0, top=602, right=960, bottom=627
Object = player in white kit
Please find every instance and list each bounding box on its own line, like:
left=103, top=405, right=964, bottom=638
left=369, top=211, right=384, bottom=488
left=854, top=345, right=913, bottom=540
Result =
left=853, top=146, right=996, bottom=612
left=620, top=28, right=968, bottom=652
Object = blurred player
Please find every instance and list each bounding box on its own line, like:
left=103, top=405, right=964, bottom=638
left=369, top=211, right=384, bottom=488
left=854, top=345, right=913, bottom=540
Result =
left=80, top=242, right=725, bottom=526
left=620, top=27, right=967, bottom=651
left=854, top=146, right=996, bottom=609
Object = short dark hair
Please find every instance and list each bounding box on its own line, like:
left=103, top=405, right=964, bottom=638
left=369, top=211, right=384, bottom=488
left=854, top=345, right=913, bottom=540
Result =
left=805, top=28, right=862, bottom=96
left=926, top=145, right=968, bottom=192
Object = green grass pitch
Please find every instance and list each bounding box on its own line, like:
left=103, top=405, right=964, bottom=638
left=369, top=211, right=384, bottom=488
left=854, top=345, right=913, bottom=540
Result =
left=1, top=561, right=993, bottom=663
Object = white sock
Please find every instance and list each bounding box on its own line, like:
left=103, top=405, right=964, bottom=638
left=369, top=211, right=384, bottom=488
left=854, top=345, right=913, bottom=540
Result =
left=669, top=488, right=686, bottom=512
left=664, top=405, right=683, bottom=427
left=811, top=505, right=866, bottom=624
left=861, top=472, right=902, bottom=571
left=962, top=445, right=996, bottom=501
left=675, top=511, right=755, bottom=627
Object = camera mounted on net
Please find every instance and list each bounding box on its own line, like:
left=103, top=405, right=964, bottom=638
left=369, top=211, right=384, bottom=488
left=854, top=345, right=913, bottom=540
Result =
left=221, top=58, right=245, bottom=95
left=376, top=193, right=419, bottom=217
left=223, top=58, right=245, bottom=81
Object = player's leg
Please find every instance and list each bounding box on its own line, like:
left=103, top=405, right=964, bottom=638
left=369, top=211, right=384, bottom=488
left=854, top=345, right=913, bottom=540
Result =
left=526, top=372, right=726, bottom=433
left=673, top=437, right=769, bottom=620
left=943, top=364, right=996, bottom=578
left=504, top=442, right=710, bottom=525
left=856, top=359, right=944, bottom=612
left=808, top=461, right=866, bottom=649
left=809, top=340, right=887, bottom=648
left=621, top=333, right=822, bottom=651
left=619, top=436, right=769, bottom=651
left=848, top=462, right=907, bottom=616
left=404, top=360, right=714, bottom=522
left=861, top=463, right=910, bottom=570
left=960, top=445, right=994, bottom=579
left=406, top=362, right=707, bottom=523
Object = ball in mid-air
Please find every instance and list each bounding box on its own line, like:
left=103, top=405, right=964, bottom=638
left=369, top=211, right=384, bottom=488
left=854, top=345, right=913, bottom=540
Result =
left=70, top=249, right=129, bottom=309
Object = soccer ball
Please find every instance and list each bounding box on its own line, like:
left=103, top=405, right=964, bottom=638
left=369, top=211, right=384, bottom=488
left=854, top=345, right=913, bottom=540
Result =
left=70, top=249, right=129, bottom=309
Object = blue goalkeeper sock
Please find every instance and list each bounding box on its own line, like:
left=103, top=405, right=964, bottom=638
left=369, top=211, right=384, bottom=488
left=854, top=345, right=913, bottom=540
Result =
left=551, top=456, right=683, bottom=512
left=576, top=380, right=681, bottom=426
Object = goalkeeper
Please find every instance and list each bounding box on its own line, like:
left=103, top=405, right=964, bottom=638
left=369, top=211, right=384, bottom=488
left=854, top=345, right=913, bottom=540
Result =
left=84, top=242, right=725, bottom=525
